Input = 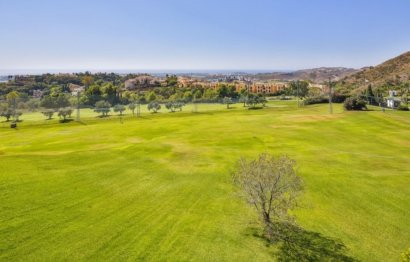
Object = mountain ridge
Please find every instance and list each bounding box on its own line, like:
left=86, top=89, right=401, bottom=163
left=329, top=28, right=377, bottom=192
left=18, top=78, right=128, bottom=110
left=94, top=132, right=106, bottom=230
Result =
left=340, top=51, right=410, bottom=87
left=253, top=67, right=358, bottom=83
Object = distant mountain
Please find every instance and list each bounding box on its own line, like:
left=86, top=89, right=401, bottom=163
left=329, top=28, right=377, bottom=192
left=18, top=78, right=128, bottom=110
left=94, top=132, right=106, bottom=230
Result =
left=253, top=67, right=358, bottom=83
left=341, top=51, right=410, bottom=87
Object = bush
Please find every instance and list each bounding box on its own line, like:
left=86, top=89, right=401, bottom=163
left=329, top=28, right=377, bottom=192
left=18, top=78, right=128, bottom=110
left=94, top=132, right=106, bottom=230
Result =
left=303, top=96, right=328, bottom=105
left=332, top=94, right=348, bottom=103
left=397, top=104, right=409, bottom=111
left=344, top=97, right=367, bottom=111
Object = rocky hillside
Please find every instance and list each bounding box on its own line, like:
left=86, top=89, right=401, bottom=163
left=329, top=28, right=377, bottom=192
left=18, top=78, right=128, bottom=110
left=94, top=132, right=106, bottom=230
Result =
left=341, top=51, right=410, bottom=87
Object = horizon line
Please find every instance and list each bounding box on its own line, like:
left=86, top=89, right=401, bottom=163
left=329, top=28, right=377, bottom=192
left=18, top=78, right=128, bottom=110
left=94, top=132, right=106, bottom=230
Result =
left=0, top=67, right=359, bottom=75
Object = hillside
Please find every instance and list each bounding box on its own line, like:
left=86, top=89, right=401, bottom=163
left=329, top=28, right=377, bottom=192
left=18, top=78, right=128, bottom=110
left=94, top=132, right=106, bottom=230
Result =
left=254, top=67, right=358, bottom=83
left=341, top=51, right=410, bottom=87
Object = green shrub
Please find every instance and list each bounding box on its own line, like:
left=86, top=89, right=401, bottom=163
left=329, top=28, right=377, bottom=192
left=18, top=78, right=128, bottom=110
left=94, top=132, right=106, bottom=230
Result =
left=303, top=96, right=328, bottom=105
left=397, top=104, right=409, bottom=111
left=344, top=97, right=367, bottom=111
left=332, top=94, right=348, bottom=103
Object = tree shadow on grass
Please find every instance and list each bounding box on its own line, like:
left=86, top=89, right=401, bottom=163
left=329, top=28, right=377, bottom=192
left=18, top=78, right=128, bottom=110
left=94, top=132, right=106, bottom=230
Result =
left=246, top=223, right=357, bottom=262
left=190, top=111, right=214, bottom=115
left=59, top=119, right=74, bottom=123
left=136, top=116, right=153, bottom=120
left=96, top=115, right=111, bottom=118
left=76, top=120, right=88, bottom=125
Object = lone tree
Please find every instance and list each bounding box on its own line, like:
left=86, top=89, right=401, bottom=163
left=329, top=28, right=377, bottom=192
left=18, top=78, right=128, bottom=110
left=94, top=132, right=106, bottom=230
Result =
left=128, top=103, right=136, bottom=115
left=239, top=88, right=248, bottom=107
left=233, top=153, right=303, bottom=241
left=148, top=101, right=161, bottom=113
left=42, top=109, right=55, bottom=120
left=57, top=107, right=73, bottom=122
left=165, top=101, right=185, bottom=112
left=94, top=101, right=111, bottom=117
left=246, top=94, right=266, bottom=109
left=246, top=94, right=258, bottom=108
left=223, top=97, right=233, bottom=109
left=6, top=91, right=19, bottom=108
left=289, top=80, right=309, bottom=98
left=0, top=104, right=13, bottom=121
left=113, top=104, right=126, bottom=116
left=174, top=101, right=184, bottom=111
left=239, top=95, right=248, bottom=107
left=289, top=80, right=309, bottom=107
left=165, top=101, right=177, bottom=112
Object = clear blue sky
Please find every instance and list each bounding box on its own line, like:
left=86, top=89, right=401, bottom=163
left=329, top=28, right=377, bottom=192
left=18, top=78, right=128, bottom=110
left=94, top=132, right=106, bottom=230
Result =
left=1, top=0, right=409, bottom=71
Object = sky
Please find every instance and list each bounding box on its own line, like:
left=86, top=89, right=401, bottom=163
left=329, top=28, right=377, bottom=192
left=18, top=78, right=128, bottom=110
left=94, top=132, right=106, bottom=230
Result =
left=1, top=0, right=410, bottom=72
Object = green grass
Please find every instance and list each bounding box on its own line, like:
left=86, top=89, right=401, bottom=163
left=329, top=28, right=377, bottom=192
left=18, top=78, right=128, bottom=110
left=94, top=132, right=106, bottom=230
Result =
left=0, top=101, right=409, bottom=261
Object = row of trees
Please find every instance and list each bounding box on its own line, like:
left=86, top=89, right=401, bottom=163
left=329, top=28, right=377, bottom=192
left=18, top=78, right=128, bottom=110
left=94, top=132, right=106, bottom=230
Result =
left=93, top=100, right=186, bottom=116
left=1, top=104, right=74, bottom=123
left=41, top=108, right=73, bottom=121
left=91, top=93, right=270, bottom=117
left=1, top=91, right=270, bottom=122
left=121, top=84, right=240, bottom=105
left=1, top=87, right=252, bottom=113
left=1, top=71, right=277, bottom=117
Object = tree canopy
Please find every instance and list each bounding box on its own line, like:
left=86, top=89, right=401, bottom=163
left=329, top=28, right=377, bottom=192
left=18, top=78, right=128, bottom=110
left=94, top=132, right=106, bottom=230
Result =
left=233, top=153, right=303, bottom=241
left=94, top=101, right=111, bottom=117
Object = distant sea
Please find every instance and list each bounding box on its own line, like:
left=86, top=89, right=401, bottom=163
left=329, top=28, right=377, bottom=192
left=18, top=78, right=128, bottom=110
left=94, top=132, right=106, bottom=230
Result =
left=0, top=69, right=292, bottom=77
left=0, top=76, right=9, bottom=82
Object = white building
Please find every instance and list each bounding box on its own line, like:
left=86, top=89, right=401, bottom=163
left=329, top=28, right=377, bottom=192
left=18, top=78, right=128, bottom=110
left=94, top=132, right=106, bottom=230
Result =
left=386, top=90, right=401, bottom=108
left=386, top=97, right=401, bottom=108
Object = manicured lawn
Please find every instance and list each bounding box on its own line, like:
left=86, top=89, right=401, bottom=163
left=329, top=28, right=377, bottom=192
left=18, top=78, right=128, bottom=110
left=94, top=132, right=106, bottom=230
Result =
left=0, top=101, right=409, bottom=261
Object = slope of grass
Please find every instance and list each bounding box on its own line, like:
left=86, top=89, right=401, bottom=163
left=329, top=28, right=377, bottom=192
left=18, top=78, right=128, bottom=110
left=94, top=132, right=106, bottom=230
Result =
left=0, top=102, right=409, bottom=261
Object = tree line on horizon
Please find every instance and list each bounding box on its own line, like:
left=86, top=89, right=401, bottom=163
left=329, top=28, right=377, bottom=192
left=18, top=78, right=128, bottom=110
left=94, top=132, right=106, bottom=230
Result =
left=0, top=73, right=275, bottom=122
left=1, top=71, right=409, bottom=124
